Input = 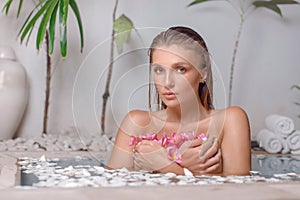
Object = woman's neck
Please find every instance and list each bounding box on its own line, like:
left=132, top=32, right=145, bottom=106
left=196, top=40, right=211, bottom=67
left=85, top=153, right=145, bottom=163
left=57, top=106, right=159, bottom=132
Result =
left=165, top=103, right=210, bottom=123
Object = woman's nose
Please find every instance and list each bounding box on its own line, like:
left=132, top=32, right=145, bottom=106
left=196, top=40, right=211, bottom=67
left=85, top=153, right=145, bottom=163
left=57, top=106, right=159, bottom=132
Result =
left=164, top=71, right=175, bottom=88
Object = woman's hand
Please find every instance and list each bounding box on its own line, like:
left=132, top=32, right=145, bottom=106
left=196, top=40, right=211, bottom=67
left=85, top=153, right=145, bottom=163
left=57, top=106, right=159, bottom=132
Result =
left=179, top=137, right=222, bottom=175
left=133, top=140, right=172, bottom=171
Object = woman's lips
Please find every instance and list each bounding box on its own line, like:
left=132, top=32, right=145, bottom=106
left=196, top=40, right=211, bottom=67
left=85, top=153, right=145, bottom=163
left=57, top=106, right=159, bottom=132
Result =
left=163, top=91, right=177, bottom=100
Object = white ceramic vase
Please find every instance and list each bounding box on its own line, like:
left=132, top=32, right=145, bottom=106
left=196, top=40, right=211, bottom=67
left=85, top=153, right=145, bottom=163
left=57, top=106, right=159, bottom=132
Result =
left=0, top=46, right=28, bottom=140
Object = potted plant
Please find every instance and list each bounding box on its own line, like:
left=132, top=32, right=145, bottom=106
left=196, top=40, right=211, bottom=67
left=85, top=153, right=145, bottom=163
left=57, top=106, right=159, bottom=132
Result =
left=2, top=0, right=84, bottom=134
left=100, top=0, right=138, bottom=135
left=188, top=0, right=299, bottom=106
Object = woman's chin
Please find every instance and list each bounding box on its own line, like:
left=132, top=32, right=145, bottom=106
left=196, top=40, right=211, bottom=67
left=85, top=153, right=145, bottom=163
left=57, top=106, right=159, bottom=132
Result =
left=163, top=100, right=180, bottom=108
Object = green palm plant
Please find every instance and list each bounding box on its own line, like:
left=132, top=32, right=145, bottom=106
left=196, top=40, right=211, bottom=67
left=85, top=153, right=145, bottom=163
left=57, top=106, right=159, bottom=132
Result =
left=2, top=0, right=84, bottom=134
left=188, top=0, right=298, bottom=106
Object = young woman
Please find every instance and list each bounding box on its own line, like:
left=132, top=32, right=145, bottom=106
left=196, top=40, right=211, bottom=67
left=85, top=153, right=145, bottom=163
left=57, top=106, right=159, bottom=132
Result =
left=107, top=26, right=251, bottom=176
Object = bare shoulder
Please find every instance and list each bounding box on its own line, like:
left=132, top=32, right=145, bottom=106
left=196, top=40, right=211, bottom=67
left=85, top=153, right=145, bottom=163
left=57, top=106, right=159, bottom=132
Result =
left=224, top=106, right=249, bottom=121
left=120, top=110, right=152, bottom=136
left=125, top=110, right=152, bottom=126
left=126, top=110, right=151, bottom=126
left=211, top=106, right=250, bottom=134
left=125, top=109, right=166, bottom=125
left=211, top=106, right=248, bottom=122
left=222, top=106, right=250, bottom=133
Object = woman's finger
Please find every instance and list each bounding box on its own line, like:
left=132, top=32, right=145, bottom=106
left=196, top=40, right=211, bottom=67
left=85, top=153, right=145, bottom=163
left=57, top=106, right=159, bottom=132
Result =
left=133, top=152, right=149, bottom=168
left=203, top=148, right=221, bottom=168
left=193, top=162, right=220, bottom=176
left=189, top=138, right=204, bottom=148
left=204, top=161, right=220, bottom=174
left=201, top=137, right=219, bottom=158
left=179, top=139, right=204, bottom=154
left=196, top=136, right=214, bottom=157
left=135, top=141, right=148, bottom=152
left=133, top=156, right=142, bottom=169
left=188, top=148, right=221, bottom=173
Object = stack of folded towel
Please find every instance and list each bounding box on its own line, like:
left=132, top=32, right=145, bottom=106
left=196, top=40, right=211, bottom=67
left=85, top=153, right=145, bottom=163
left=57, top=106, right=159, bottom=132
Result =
left=256, top=114, right=300, bottom=154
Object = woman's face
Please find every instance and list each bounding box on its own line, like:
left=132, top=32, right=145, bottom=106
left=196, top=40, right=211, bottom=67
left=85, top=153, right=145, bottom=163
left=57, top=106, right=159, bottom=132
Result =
left=151, top=45, right=203, bottom=108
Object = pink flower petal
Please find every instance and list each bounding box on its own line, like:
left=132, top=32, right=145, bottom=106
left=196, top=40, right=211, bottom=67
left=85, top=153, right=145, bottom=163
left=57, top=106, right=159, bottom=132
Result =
left=197, top=133, right=208, bottom=141
left=128, top=136, right=138, bottom=146
left=128, top=131, right=206, bottom=163
left=166, top=145, right=182, bottom=163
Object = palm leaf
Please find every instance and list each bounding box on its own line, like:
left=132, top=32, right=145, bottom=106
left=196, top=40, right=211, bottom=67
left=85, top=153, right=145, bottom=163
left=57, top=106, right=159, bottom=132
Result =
left=291, top=85, right=300, bottom=90
left=21, top=1, right=48, bottom=44
left=2, top=0, right=13, bottom=15
left=16, top=0, right=83, bottom=57
left=59, top=0, right=69, bottom=58
left=18, top=10, right=34, bottom=38
left=2, top=0, right=25, bottom=17
left=253, top=0, right=299, bottom=17
left=19, top=0, right=52, bottom=43
left=25, top=25, right=35, bottom=45
left=69, top=0, right=84, bottom=53
left=187, top=0, right=211, bottom=7
left=36, top=0, right=59, bottom=51
left=271, top=0, right=299, bottom=5
left=49, top=3, right=59, bottom=54
left=17, top=0, right=23, bottom=17
left=253, top=1, right=282, bottom=16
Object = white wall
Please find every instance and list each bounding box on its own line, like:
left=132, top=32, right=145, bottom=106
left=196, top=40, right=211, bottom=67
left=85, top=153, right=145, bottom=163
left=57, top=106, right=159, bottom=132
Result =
left=0, top=0, right=299, bottom=140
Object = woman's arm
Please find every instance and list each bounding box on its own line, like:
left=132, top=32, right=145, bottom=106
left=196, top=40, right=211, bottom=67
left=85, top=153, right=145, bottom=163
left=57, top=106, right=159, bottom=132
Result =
left=221, top=106, right=251, bottom=176
left=133, top=136, right=221, bottom=175
left=179, top=138, right=222, bottom=175
left=179, top=107, right=250, bottom=176
left=133, top=140, right=185, bottom=174
left=107, top=110, right=150, bottom=170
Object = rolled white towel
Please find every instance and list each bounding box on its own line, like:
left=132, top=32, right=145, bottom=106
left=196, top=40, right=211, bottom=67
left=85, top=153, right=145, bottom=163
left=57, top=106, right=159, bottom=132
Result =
left=291, top=149, right=300, bottom=154
left=286, top=130, right=300, bottom=151
left=278, top=137, right=290, bottom=154
left=265, top=114, right=294, bottom=138
left=256, top=129, right=283, bottom=154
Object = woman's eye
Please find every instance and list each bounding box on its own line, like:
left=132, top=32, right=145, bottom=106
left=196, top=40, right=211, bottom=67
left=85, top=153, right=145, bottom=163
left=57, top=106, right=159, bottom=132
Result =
left=177, top=67, right=186, bottom=73
left=154, top=67, right=163, bottom=74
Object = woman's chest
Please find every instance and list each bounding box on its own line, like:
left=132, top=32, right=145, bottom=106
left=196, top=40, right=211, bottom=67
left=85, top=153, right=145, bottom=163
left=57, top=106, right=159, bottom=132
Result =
left=146, top=115, right=224, bottom=140
left=147, top=121, right=209, bottom=138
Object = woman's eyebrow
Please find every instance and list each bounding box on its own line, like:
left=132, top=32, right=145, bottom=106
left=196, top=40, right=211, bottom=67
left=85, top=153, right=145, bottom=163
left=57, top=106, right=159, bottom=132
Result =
left=151, top=63, right=162, bottom=67
left=171, top=62, right=190, bottom=68
left=151, top=62, right=190, bottom=68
